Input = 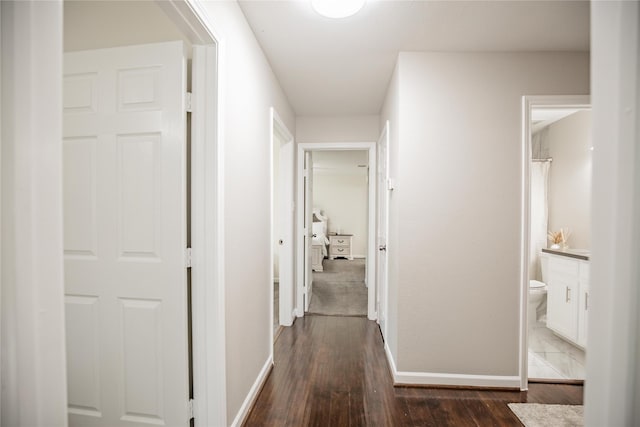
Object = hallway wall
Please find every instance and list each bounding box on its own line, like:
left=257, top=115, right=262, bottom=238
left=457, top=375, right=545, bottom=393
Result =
left=380, top=52, right=589, bottom=383
left=296, top=115, right=379, bottom=143
left=198, top=1, right=295, bottom=423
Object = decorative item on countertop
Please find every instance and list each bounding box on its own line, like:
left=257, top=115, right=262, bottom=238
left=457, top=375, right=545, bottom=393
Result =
left=548, top=228, right=571, bottom=250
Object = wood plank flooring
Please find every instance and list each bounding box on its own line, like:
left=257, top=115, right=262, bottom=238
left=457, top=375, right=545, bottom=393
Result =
left=244, top=315, right=583, bottom=426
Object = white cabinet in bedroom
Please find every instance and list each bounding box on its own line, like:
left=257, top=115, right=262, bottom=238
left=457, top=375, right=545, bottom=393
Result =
left=329, top=234, right=353, bottom=260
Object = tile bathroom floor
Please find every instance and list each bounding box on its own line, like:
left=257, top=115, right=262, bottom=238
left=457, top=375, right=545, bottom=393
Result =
left=528, top=319, right=586, bottom=380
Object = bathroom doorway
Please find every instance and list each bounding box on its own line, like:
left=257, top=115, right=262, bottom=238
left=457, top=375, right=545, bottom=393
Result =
left=521, top=96, right=591, bottom=386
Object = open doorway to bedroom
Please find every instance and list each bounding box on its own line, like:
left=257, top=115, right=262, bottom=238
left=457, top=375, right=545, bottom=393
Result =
left=309, top=150, right=369, bottom=316
left=296, top=142, right=377, bottom=321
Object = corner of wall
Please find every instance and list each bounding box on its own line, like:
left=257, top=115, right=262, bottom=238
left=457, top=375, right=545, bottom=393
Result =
left=229, top=356, right=273, bottom=427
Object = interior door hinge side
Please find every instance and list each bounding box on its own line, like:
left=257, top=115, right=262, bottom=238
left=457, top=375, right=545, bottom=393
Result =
left=185, top=247, right=192, bottom=269
left=185, top=92, right=193, bottom=113
left=187, top=398, right=195, bottom=419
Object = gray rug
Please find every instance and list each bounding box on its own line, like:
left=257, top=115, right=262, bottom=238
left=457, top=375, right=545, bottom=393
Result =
left=508, top=403, right=583, bottom=427
left=308, top=259, right=367, bottom=316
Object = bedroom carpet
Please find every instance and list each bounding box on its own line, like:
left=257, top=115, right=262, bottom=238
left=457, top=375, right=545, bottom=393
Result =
left=308, top=259, right=367, bottom=316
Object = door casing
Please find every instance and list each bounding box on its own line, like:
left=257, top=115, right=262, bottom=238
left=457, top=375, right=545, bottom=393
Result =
left=295, top=142, right=377, bottom=320
left=271, top=107, right=295, bottom=339
left=377, top=122, right=390, bottom=340
left=519, top=95, right=591, bottom=391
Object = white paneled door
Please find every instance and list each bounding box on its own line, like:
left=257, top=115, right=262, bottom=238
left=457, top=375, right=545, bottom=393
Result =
left=376, top=122, right=390, bottom=340
left=63, top=42, right=189, bottom=426
left=304, top=151, right=314, bottom=312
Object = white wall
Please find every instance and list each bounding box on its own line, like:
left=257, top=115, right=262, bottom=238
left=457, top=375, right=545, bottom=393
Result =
left=197, top=2, right=295, bottom=423
left=64, top=1, right=191, bottom=55
left=547, top=110, right=592, bottom=249
left=313, top=158, right=368, bottom=257
left=380, top=52, right=589, bottom=381
left=296, top=115, right=379, bottom=143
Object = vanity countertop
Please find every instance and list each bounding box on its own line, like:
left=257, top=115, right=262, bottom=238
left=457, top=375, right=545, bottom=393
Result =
left=542, top=248, right=590, bottom=261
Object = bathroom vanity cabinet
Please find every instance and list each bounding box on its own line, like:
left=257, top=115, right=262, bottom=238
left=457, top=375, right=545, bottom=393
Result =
left=542, top=249, right=590, bottom=348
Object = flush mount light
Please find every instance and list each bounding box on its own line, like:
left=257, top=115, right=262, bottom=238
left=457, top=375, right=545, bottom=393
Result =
left=311, top=0, right=366, bottom=19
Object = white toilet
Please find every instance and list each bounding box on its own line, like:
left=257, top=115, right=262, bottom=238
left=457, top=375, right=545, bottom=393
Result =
left=529, top=280, right=547, bottom=326
left=529, top=253, right=548, bottom=326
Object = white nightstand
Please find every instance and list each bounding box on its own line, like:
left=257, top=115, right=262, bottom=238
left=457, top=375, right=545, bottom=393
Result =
left=329, top=234, right=353, bottom=260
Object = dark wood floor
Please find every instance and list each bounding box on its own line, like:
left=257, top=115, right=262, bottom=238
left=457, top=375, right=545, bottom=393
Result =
left=244, top=315, right=583, bottom=426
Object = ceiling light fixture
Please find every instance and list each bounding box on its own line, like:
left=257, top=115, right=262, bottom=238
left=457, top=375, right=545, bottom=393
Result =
left=311, top=0, right=366, bottom=19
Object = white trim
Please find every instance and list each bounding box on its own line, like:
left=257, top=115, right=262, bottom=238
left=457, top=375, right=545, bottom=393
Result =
left=586, top=2, right=640, bottom=424
left=1, top=1, right=68, bottom=423
left=385, top=344, right=520, bottom=389
left=376, top=121, right=390, bottom=340
left=296, top=142, right=377, bottom=320
left=270, top=107, right=295, bottom=335
left=157, top=0, right=218, bottom=45
left=229, top=356, right=274, bottom=427
left=161, top=2, right=227, bottom=426
left=519, top=95, right=590, bottom=391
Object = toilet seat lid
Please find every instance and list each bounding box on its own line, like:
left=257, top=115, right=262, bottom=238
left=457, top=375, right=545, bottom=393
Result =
left=530, top=280, right=546, bottom=288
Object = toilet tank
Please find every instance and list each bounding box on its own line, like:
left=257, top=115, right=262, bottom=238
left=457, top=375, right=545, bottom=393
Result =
left=540, top=252, right=549, bottom=283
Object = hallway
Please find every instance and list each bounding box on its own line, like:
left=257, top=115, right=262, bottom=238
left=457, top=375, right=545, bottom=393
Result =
left=244, top=316, right=583, bottom=426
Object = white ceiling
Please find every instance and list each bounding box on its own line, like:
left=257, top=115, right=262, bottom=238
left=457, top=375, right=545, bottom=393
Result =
left=238, top=0, right=590, bottom=116
left=531, top=107, right=586, bottom=133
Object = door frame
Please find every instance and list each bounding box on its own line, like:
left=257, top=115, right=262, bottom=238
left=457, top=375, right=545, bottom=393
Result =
left=0, top=0, right=227, bottom=425
left=519, top=95, right=591, bottom=390
left=295, top=142, right=377, bottom=320
left=270, top=107, right=295, bottom=340
left=376, top=122, right=390, bottom=339
left=159, top=1, right=226, bottom=425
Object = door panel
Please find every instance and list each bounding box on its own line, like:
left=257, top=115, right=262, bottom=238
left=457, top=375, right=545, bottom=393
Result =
left=377, top=122, right=390, bottom=339
left=304, top=152, right=314, bottom=311
left=278, top=132, right=294, bottom=325
left=64, top=41, right=189, bottom=427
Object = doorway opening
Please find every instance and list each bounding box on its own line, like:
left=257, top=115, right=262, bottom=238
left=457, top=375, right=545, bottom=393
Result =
left=271, top=108, right=295, bottom=343
left=308, top=150, right=369, bottom=316
left=296, top=142, right=377, bottom=320
left=521, top=96, right=591, bottom=388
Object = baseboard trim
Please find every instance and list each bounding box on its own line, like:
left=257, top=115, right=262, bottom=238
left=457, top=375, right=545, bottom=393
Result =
left=384, top=343, right=520, bottom=389
left=230, top=355, right=273, bottom=427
